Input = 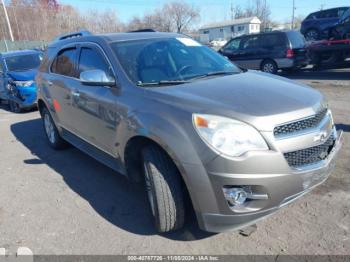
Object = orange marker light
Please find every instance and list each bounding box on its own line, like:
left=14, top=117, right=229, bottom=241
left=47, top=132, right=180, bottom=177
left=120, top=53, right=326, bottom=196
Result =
left=53, top=99, right=61, bottom=112
left=194, top=115, right=208, bottom=128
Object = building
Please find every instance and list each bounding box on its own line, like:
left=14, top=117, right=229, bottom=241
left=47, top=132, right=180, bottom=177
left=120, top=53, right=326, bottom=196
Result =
left=199, top=17, right=261, bottom=43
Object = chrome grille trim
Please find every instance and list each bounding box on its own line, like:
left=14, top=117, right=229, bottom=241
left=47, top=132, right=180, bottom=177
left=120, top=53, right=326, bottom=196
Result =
left=284, top=134, right=336, bottom=168
left=274, top=108, right=328, bottom=137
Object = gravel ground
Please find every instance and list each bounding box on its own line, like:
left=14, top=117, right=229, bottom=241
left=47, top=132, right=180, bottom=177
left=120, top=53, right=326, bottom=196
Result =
left=0, top=69, right=349, bottom=255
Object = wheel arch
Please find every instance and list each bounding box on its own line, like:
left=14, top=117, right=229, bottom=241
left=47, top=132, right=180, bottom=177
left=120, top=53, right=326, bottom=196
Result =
left=260, top=58, right=278, bottom=71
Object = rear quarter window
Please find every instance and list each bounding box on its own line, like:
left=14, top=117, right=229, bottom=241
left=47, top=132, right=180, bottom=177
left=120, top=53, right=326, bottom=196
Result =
left=261, top=33, right=286, bottom=49
left=286, top=31, right=306, bottom=49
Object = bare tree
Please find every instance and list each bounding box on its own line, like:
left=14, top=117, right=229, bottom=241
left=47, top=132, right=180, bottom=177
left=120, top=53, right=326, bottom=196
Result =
left=233, top=0, right=272, bottom=30
left=163, top=1, right=200, bottom=33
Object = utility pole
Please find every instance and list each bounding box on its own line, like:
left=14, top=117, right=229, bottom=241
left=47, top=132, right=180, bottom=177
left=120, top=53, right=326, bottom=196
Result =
left=230, top=0, right=234, bottom=21
left=263, top=0, right=267, bottom=31
left=1, top=0, right=14, bottom=41
left=291, top=0, right=296, bottom=30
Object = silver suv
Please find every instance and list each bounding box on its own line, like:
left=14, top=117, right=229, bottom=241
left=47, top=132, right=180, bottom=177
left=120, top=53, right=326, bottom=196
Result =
left=36, top=31, right=343, bottom=233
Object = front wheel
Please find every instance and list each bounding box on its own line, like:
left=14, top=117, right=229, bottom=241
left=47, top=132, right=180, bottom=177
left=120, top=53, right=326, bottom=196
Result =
left=261, top=60, right=278, bottom=74
left=142, top=145, right=185, bottom=233
left=42, top=107, right=68, bottom=150
left=9, top=100, right=21, bottom=113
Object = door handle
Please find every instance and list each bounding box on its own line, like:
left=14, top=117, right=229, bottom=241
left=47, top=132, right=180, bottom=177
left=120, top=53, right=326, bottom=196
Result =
left=47, top=81, right=53, bottom=86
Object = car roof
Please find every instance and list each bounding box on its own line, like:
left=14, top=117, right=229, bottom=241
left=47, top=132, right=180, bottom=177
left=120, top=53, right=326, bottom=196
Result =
left=48, top=32, right=187, bottom=48
left=313, top=6, right=350, bottom=13
left=1, top=49, right=42, bottom=58
left=231, top=30, right=286, bottom=39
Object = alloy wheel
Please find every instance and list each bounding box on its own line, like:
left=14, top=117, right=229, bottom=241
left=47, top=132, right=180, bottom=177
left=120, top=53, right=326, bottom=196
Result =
left=44, top=113, right=56, bottom=144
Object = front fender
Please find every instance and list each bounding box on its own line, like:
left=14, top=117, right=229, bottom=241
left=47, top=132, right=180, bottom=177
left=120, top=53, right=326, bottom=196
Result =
left=116, top=110, right=220, bottom=215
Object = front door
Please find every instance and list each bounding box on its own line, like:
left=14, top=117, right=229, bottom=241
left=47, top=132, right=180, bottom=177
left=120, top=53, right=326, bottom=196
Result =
left=72, top=44, right=119, bottom=155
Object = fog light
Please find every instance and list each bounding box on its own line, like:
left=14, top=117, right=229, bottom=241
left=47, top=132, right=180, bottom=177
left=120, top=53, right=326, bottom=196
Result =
left=223, top=187, right=250, bottom=206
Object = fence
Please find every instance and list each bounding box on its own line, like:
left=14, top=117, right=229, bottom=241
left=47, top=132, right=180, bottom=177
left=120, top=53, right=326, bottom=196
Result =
left=0, top=40, right=48, bottom=52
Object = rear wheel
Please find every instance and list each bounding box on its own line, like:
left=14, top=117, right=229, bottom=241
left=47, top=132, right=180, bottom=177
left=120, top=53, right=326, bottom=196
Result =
left=42, top=107, right=68, bottom=149
left=305, top=29, right=319, bottom=41
left=261, top=60, right=278, bottom=74
left=142, top=145, right=185, bottom=233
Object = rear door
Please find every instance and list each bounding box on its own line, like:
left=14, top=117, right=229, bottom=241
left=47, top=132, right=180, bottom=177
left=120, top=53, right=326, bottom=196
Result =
left=48, top=46, right=80, bottom=132
left=72, top=43, right=119, bottom=154
left=237, top=35, right=265, bottom=69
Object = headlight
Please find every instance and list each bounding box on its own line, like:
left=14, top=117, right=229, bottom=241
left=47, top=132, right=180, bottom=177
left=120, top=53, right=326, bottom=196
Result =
left=13, top=80, right=34, bottom=87
left=193, top=114, right=268, bottom=157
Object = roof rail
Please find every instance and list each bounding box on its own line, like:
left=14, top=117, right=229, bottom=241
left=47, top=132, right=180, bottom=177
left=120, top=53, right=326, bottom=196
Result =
left=54, top=30, right=92, bottom=41
left=128, top=29, right=156, bottom=33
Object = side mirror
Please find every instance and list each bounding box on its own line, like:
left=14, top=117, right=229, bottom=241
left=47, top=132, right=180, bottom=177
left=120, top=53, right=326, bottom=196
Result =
left=80, top=69, right=116, bottom=87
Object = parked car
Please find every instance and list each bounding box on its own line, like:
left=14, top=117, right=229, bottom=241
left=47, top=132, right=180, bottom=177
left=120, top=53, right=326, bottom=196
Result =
left=301, top=7, right=350, bottom=41
left=219, top=31, right=309, bottom=74
left=0, top=50, right=43, bottom=112
left=36, top=30, right=343, bottom=233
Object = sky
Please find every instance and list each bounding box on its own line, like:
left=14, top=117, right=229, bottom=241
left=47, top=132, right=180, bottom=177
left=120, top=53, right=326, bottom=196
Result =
left=58, top=0, right=350, bottom=26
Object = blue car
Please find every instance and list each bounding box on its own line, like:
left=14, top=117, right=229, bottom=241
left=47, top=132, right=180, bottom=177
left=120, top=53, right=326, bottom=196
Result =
left=301, top=7, right=350, bottom=41
left=0, top=50, right=43, bottom=112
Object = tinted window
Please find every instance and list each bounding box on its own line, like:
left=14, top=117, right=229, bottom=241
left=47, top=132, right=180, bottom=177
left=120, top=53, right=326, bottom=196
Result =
left=111, top=38, right=240, bottom=84
left=78, top=47, right=112, bottom=77
left=306, top=12, right=318, bottom=20
left=338, top=7, right=349, bottom=17
left=51, top=48, right=77, bottom=77
left=286, top=31, right=306, bottom=49
left=5, top=53, right=42, bottom=71
left=224, top=38, right=241, bottom=51
left=241, top=36, right=260, bottom=50
left=261, top=34, right=286, bottom=48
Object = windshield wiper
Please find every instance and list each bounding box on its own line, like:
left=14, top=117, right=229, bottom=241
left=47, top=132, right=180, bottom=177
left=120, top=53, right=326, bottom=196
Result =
left=137, top=80, right=190, bottom=87
left=188, top=71, right=238, bottom=81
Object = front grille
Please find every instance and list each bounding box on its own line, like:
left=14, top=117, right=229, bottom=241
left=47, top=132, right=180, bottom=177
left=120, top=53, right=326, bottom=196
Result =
left=284, top=134, right=335, bottom=168
left=274, top=108, right=328, bottom=137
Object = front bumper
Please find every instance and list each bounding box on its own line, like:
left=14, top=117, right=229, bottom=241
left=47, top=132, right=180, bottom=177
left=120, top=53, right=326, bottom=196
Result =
left=189, top=130, right=343, bottom=233
left=9, top=85, right=37, bottom=109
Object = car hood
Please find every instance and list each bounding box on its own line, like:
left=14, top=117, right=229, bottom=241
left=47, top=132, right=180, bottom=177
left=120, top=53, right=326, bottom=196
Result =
left=151, top=71, right=324, bottom=132
left=7, top=69, right=37, bottom=81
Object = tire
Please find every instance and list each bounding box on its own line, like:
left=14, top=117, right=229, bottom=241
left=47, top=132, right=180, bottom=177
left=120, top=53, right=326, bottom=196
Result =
left=261, top=59, right=278, bottom=74
left=305, top=29, right=319, bottom=41
left=42, top=107, right=68, bottom=150
left=142, top=145, right=185, bottom=233
left=9, top=100, right=21, bottom=113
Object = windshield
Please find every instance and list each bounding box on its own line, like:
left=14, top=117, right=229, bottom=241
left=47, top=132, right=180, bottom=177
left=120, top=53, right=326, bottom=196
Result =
left=110, top=37, right=240, bottom=85
left=5, top=53, right=42, bottom=71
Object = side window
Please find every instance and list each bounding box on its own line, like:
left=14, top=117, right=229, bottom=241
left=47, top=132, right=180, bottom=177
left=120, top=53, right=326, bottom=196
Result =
left=261, top=34, right=285, bottom=49
left=0, top=61, right=3, bottom=73
left=224, top=38, right=241, bottom=51
left=51, top=48, right=77, bottom=77
left=338, top=8, right=348, bottom=18
left=316, top=11, right=326, bottom=19
left=241, top=36, right=260, bottom=50
left=78, top=47, right=112, bottom=77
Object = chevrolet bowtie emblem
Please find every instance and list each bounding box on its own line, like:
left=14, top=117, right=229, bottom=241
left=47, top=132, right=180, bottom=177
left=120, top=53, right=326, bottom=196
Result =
left=314, top=131, right=328, bottom=143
